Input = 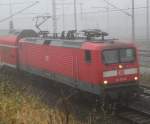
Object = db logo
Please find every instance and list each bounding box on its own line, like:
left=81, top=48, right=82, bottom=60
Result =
left=118, top=70, right=124, bottom=76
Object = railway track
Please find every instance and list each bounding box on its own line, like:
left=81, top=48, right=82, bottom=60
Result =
left=118, top=108, right=150, bottom=124
left=118, top=85, right=150, bottom=124
left=141, top=85, right=150, bottom=96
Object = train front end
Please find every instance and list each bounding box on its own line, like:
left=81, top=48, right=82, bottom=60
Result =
left=100, top=42, right=141, bottom=101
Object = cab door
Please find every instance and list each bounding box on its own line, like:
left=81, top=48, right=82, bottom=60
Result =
left=80, top=50, right=93, bottom=83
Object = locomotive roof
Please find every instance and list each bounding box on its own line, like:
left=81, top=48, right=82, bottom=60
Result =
left=0, top=29, right=135, bottom=49
left=23, top=37, right=85, bottom=48
left=82, top=41, right=135, bottom=50
left=22, top=37, right=134, bottom=49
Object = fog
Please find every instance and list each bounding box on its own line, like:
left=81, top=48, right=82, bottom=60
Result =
left=0, top=0, right=149, bottom=41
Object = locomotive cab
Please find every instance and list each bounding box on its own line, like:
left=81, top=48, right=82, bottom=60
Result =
left=97, top=42, right=141, bottom=101
left=101, top=46, right=139, bottom=85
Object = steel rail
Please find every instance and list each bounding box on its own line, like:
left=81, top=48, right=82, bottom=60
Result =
left=118, top=108, right=150, bottom=124
left=140, top=85, right=150, bottom=96
left=118, top=85, right=150, bottom=123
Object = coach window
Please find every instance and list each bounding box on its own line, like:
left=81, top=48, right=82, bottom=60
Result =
left=85, top=50, right=91, bottom=63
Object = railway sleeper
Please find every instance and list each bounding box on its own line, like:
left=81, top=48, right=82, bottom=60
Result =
left=118, top=111, right=150, bottom=124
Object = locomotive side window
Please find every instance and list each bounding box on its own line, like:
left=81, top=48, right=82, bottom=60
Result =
left=85, top=50, right=91, bottom=63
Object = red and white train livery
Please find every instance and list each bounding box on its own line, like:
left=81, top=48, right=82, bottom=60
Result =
left=0, top=30, right=141, bottom=100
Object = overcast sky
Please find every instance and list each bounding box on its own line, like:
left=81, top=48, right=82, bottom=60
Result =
left=0, top=0, right=149, bottom=40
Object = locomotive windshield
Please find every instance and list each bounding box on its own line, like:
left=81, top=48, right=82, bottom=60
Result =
left=103, top=48, right=136, bottom=64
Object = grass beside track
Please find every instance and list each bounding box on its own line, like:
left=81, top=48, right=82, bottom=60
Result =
left=0, top=80, right=81, bottom=124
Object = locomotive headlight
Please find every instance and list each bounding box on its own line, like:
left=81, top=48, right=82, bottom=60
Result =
left=134, top=76, right=138, bottom=81
left=119, top=64, right=123, bottom=69
left=104, top=80, right=108, bottom=85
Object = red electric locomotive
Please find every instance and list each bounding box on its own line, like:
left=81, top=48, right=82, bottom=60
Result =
left=0, top=29, right=141, bottom=101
